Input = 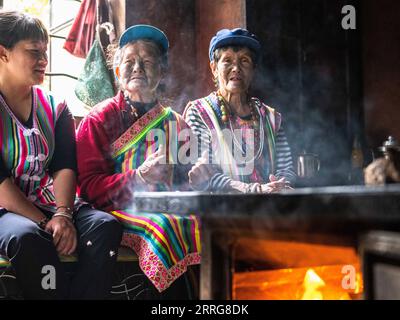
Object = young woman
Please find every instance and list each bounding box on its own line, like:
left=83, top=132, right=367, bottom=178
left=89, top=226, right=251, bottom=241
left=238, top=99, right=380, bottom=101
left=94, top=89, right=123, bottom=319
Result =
left=0, top=10, right=122, bottom=299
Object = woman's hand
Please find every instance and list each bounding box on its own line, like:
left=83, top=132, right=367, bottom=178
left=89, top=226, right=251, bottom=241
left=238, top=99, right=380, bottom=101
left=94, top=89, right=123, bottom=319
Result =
left=188, top=151, right=218, bottom=190
left=261, top=174, right=293, bottom=193
left=45, top=216, right=77, bottom=256
left=136, top=144, right=173, bottom=186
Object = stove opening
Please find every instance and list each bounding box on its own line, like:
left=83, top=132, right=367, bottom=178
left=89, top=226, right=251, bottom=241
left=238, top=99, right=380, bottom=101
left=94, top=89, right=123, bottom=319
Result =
left=232, top=239, right=363, bottom=300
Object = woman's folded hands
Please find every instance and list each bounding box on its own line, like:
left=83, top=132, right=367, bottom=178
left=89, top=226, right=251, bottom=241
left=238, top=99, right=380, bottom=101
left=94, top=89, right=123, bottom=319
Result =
left=188, top=151, right=219, bottom=191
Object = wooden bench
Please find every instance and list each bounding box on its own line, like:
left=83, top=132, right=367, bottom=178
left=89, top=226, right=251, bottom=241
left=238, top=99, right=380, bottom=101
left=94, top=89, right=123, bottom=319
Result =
left=0, top=247, right=151, bottom=300
left=0, top=246, right=137, bottom=266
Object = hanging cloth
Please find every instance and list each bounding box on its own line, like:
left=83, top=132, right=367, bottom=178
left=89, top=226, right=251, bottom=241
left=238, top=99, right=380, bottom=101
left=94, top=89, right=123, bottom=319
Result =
left=63, top=0, right=97, bottom=59
left=74, top=36, right=115, bottom=107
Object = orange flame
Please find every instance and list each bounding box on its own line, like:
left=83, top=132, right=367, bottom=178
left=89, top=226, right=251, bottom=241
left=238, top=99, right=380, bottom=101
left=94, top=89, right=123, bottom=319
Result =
left=301, top=269, right=325, bottom=300
left=300, top=268, right=353, bottom=300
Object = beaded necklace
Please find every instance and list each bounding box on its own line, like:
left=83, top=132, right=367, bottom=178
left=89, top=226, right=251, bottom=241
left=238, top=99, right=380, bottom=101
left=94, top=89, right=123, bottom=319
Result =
left=216, top=91, right=259, bottom=127
left=124, top=93, right=139, bottom=119
left=123, top=93, right=158, bottom=122
left=215, top=91, right=264, bottom=162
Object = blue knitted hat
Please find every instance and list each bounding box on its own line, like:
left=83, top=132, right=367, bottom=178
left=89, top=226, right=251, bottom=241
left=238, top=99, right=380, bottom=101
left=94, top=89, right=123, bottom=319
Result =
left=209, top=28, right=261, bottom=62
left=119, top=24, right=169, bottom=54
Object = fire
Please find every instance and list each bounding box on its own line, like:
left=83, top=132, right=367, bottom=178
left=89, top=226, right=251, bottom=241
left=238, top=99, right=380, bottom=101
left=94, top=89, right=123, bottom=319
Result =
left=301, top=269, right=325, bottom=300
left=233, top=240, right=364, bottom=300
left=354, top=273, right=363, bottom=294
left=300, top=268, right=353, bottom=300
left=234, top=265, right=364, bottom=300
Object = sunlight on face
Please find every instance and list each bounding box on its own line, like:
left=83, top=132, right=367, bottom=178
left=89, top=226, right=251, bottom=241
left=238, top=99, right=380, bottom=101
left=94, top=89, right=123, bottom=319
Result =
left=5, top=39, right=48, bottom=86
left=211, top=47, right=255, bottom=95
left=118, top=40, right=163, bottom=100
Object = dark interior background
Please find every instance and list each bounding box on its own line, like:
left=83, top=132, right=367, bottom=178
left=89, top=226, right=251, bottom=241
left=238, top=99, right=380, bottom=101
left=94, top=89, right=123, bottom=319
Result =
left=114, top=0, right=400, bottom=187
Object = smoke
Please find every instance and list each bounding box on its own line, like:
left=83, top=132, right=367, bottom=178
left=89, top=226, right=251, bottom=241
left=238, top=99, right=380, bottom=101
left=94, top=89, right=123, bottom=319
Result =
left=249, top=41, right=355, bottom=186
left=244, top=0, right=373, bottom=187
left=115, top=0, right=369, bottom=193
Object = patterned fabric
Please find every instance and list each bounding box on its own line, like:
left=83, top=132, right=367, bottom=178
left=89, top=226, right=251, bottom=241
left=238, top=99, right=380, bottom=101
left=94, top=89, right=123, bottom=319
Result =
left=206, top=94, right=276, bottom=180
left=109, top=104, right=201, bottom=292
left=76, top=92, right=190, bottom=210
left=111, top=105, right=171, bottom=162
left=0, top=86, right=66, bottom=212
left=113, top=211, right=201, bottom=292
left=111, top=104, right=180, bottom=191
left=75, top=39, right=115, bottom=108
left=183, top=92, right=296, bottom=187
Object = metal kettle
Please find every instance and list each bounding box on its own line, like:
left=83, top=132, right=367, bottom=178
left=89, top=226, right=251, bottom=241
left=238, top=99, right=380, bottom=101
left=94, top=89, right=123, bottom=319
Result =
left=297, top=151, right=321, bottom=178
left=378, top=136, right=400, bottom=169
left=378, top=136, right=400, bottom=160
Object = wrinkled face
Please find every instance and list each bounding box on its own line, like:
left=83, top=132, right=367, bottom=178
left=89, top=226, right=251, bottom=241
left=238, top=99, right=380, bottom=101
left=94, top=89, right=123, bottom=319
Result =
left=1, top=39, right=48, bottom=86
left=117, top=40, right=163, bottom=98
left=211, top=47, right=255, bottom=95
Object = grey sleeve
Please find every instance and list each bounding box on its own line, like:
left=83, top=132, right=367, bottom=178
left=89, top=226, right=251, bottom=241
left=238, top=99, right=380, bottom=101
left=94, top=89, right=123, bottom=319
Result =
left=274, top=124, right=297, bottom=185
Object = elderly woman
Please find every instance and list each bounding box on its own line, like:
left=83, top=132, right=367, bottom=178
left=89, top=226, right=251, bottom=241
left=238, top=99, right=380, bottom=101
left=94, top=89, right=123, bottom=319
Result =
left=0, top=10, right=122, bottom=299
left=184, top=28, right=296, bottom=193
left=76, top=25, right=199, bottom=296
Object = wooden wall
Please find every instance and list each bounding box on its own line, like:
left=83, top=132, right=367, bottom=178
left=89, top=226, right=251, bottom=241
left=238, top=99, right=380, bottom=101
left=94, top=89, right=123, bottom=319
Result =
left=195, top=0, right=246, bottom=96
left=109, top=0, right=125, bottom=38
left=247, top=0, right=364, bottom=185
left=362, top=0, right=400, bottom=149
left=124, top=0, right=196, bottom=112
left=123, top=0, right=246, bottom=112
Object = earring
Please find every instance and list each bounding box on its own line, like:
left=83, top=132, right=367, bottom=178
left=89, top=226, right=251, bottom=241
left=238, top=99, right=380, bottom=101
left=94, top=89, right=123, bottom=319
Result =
left=114, top=66, right=120, bottom=80
left=213, top=76, right=219, bottom=89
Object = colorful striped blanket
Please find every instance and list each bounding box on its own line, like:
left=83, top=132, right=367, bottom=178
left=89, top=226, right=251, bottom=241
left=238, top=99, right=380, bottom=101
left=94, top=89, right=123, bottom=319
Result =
left=112, top=211, right=200, bottom=292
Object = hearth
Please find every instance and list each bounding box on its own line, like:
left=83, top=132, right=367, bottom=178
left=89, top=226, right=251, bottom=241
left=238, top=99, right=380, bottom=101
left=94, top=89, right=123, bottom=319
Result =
left=134, top=184, right=400, bottom=299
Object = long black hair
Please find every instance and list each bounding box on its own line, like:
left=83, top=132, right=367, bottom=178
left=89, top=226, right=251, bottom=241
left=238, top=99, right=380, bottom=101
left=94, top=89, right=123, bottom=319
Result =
left=0, top=10, right=48, bottom=49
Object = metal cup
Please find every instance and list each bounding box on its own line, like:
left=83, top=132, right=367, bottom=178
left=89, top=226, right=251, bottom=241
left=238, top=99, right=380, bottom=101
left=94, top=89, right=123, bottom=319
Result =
left=297, top=153, right=321, bottom=178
